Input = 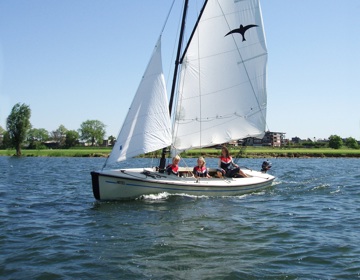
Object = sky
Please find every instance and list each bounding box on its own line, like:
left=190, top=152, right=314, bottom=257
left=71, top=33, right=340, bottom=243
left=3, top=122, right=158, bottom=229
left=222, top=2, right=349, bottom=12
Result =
left=1, top=0, right=360, bottom=141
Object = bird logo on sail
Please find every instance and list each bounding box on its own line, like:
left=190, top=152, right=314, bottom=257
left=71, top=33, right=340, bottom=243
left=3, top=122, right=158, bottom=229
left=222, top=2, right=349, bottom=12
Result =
left=225, top=24, right=258, bottom=41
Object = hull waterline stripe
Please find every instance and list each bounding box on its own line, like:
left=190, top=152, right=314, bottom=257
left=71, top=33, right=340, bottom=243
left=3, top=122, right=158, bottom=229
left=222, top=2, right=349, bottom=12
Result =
left=104, top=179, right=273, bottom=193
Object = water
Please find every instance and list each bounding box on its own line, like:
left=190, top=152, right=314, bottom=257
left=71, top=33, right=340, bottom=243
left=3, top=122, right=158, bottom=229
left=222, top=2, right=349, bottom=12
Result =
left=1, top=156, right=359, bottom=279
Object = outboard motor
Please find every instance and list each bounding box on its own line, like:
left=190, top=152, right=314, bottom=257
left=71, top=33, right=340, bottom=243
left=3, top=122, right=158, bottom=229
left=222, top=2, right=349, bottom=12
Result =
left=261, top=160, right=272, bottom=173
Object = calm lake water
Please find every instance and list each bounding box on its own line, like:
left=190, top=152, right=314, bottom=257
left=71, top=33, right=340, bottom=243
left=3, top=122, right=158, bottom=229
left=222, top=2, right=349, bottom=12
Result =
left=1, top=156, right=359, bottom=279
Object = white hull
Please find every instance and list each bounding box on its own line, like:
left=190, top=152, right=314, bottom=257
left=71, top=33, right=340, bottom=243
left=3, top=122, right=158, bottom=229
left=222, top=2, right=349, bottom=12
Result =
left=91, top=168, right=275, bottom=200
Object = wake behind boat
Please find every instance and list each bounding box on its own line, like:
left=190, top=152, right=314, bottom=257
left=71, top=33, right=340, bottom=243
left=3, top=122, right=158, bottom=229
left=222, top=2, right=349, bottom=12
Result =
left=91, top=0, right=275, bottom=200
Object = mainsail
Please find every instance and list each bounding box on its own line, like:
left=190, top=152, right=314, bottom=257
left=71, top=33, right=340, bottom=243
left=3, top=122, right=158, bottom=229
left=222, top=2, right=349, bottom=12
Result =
left=172, top=0, right=268, bottom=150
left=107, top=37, right=172, bottom=164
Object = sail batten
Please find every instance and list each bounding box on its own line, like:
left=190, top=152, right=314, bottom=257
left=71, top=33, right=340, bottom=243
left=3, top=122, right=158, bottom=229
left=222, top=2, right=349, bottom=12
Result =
left=172, top=0, right=268, bottom=151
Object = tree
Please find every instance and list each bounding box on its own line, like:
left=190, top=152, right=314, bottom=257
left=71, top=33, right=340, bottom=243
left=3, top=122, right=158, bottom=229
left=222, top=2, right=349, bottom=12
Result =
left=1, top=131, right=11, bottom=149
left=345, top=137, right=359, bottom=149
left=51, top=125, right=68, bottom=147
left=0, top=125, right=5, bottom=148
left=65, top=130, right=79, bottom=148
left=328, top=135, right=343, bottom=149
left=27, top=128, right=49, bottom=149
left=78, top=120, right=106, bottom=146
left=108, top=135, right=116, bottom=146
left=6, top=103, right=31, bottom=156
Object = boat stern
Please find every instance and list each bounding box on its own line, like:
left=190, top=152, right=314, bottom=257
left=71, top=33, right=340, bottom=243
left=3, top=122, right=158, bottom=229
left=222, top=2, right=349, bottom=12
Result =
left=90, top=171, right=101, bottom=200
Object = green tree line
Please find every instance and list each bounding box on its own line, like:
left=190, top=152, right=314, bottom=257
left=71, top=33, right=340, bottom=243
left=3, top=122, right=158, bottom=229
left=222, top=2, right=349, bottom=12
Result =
left=0, top=103, right=114, bottom=156
left=285, top=135, right=358, bottom=150
left=0, top=103, right=359, bottom=157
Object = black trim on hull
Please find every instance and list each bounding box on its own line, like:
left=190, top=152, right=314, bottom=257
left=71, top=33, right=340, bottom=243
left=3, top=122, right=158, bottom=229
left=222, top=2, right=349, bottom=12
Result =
left=91, top=171, right=101, bottom=200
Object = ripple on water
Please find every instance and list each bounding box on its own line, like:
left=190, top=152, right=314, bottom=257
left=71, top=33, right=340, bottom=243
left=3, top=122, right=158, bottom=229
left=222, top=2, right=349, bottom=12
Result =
left=1, top=157, right=360, bottom=279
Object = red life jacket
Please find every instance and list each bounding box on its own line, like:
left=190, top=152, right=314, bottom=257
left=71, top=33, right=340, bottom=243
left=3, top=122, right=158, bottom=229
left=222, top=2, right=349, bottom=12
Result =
left=166, top=164, right=178, bottom=175
left=220, top=156, right=233, bottom=170
left=193, top=165, right=208, bottom=177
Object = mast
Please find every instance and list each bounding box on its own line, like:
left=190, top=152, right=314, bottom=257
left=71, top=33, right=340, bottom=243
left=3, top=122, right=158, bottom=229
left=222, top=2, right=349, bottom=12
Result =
left=159, top=0, right=190, bottom=172
left=180, top=0, right=208, bottom=64
left=168, top=0, right=189, bottom=115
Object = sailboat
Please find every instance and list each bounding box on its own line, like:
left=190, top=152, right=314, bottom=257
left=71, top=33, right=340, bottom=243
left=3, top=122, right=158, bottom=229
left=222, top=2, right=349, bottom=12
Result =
left=91, top=0, right=275, bottom=200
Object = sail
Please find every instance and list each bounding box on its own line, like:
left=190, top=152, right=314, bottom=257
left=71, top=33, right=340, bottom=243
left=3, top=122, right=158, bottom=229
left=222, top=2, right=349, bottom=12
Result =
left=172, top=0, right=268, bottom=150
left=107, top=37, right=172, bottom=164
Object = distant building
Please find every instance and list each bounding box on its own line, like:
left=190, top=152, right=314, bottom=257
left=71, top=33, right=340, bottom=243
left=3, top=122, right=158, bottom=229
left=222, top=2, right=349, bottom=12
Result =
left=102, top=139, right=109, bottom=147
left=262, top=131, right=285, bottom=147
left=244, top=137, right=262, bottom=146
left=243, top=131, right=286, bottom=147
left=291, top=136, right=302, bottom=144
left=43, top=141, right=60, bottom=149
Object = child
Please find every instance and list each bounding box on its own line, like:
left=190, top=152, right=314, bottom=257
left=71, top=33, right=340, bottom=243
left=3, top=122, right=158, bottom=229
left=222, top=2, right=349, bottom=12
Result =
left=193, top=156, right=211, bottom=178
left=166, top=155, right=180, bottom=176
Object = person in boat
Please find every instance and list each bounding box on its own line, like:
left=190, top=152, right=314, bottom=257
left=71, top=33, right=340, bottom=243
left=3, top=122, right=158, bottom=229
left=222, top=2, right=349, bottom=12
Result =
left=193, top=156, right=211, bottom=178
left=218, top=146, right=248, bottom=178
left=166, top=155, right=180, bottom=176
left=261, top=160, right=272, bottom=173
left=216, top=168, right=225, bottom=179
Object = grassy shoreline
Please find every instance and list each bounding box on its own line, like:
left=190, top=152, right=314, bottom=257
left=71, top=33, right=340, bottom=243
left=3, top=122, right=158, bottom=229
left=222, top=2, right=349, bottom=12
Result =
left=1, top=147, right=360, bottom=158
